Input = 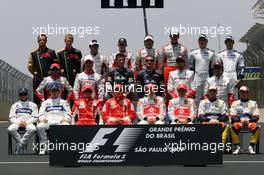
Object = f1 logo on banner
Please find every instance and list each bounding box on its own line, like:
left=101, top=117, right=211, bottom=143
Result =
left=49, top=125, right=223, bottom=166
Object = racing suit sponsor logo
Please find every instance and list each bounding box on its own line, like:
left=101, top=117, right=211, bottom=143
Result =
left=16, top=108, right=33, bottom=114
left=46, top=105, right=64, bottom=112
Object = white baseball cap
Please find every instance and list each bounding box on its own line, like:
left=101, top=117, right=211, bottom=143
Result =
left=208, top=85, right=217, bottom=91
left=170, top=29, right=179, bottom=36
left=89, top=39, right=99, bottom=46
left=144, top=35, right=154, bottom=41
left=239, top=86, right=249, bottom=92
left=83, top=55, right=94, bottom=63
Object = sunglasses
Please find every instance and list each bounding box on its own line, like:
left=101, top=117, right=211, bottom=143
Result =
left=83, top=90, right=92, bottom=93
left=19, top=94, right=28, bottom=96
left=146, top=59, right=155, bottom=62
left=176, top=60, right=185, bottom=63
left=209, top=90, right=217, bottom=92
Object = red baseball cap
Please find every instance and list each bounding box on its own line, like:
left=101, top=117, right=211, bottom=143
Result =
left=82, top=85, right=93, bottom=92
left=50, top=63, right=60, bottom=69
left=114, top=84, right=124, bottom=92
left=177, top=83, right=188, bottom=91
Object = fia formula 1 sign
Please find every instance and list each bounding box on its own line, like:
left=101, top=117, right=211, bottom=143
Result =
left=49, top=125, right=223, bottom=166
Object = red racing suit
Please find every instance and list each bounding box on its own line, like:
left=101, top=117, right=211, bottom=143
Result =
left=102, top=97, right=135, bottom=125
left=71, top=98, right=102, bottom=125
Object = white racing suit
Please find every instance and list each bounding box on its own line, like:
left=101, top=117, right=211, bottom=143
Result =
left=7, top=100, right=38, bottom=145
left=35, top=76, right=73, bottom=101
left=135, top=47, right=160, bottom=72
left=160, top=43, right=188, bottom=68
left=36, top=98, right=71, bottom=144
left=160, top=43, right=188, bottom=84
left=168, top=97, right=197, bottom=124
left=73, top=72, right=103, bottom=100
left=109, top=51, right=135, bottom=71
left=198, top=98, right=229, bottom=143
left=204, top=75, right=235, bottom=107
left=189, top=48, right=216, bottom=102
left=217, top=49, right=245, bottom=82
left=167, top=69, right=194, bottom=98
left=137, top=96, right=166, bottom=124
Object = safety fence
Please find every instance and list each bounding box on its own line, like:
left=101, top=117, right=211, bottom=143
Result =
left=242, top=45, right=264, bottom=108
left=0, top=59, right=32, bottom=103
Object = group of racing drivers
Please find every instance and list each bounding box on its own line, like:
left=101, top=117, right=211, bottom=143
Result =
left=7, top=32, right=260, bottom=155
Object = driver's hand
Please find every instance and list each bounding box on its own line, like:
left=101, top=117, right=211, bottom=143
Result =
left=60, top=118, right=67, bottom=124
left=147, top=117, right=156, bottom=124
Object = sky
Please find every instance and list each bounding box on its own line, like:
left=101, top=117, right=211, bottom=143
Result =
left=0, top=0, right=263, bottom=76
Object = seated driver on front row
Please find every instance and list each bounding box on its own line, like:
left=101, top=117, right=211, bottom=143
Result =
left=230, top=86, right=261, bottom=155
left=137, top=83, right=166, bottom=125
left=168, top=83, right=197, bottom=124
left=102, top=84, right=135, bottom=125
left=197, top=85, right=229, bottom=144
left=36, top=82, right=71, bottom=154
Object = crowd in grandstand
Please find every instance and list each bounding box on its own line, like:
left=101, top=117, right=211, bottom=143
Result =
left=7, top=32, right=260, bottom=155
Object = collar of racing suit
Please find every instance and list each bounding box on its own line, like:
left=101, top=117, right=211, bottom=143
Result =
left=146, top=69, right=155, bottom=74
left=240, top=99, right=249, bottom=103
left=51, top=74, right=60, bottom=79
left=90, top=52, right=98, bottom=57
left=51, top=97, right=60, bottom=100
left=215, top=74, right=223, bottom=80
left=199, top=47, right=207, bottom=51
left=171, top=42, right=179, bottom=47
left=226, top=49, right=234, bottom=52
left=209, top=98, right=217, bottom=102
left=19, top=100, right=28, bottom=103
left=115, top=96, right=124, bottom=101
left=84, top=70, right=94, bottom=75
left=83, top=98, right=93, bottom=102
left=65, top=46, right=73, bottom=52
left=38, top=47, right=48, bottom=53
left=117, top=67, right=126, bottom=72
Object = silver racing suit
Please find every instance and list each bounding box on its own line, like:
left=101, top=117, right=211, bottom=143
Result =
left=189, top=48, right=216, bottom=102
left=217, top=49, right=245, bottom=81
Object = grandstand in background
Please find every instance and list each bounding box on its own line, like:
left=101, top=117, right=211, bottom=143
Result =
left=239, top=1, right=264, bottom=108
left=0, top=59, right=32, bottom=121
